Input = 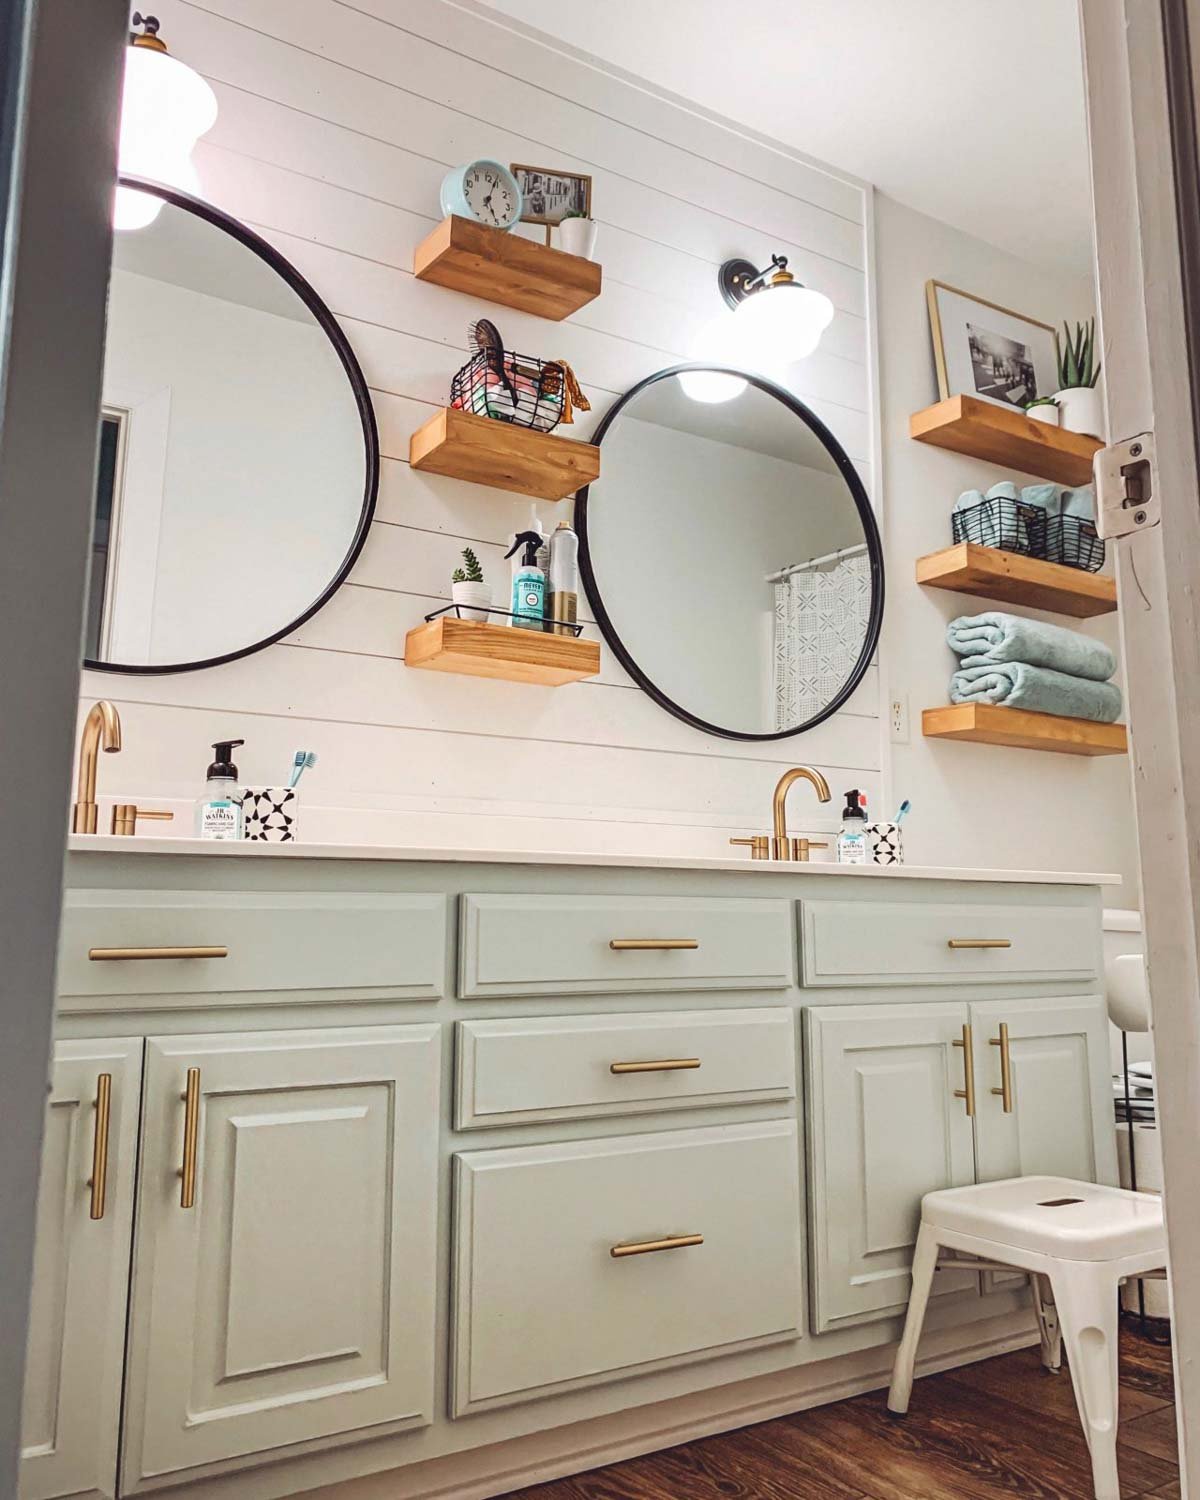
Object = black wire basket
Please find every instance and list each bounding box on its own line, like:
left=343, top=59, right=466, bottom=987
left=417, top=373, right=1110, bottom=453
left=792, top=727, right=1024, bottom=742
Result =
left=951, top=496, right=1105, bottom=573
left=450, top=349, right=566, bottom=433
left=1043, top=514, right=1106, bottom=572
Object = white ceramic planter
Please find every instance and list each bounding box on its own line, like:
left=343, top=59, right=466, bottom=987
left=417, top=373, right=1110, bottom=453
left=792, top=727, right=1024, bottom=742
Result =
left=1026, top=403, right=1061, bottom=427
left=451, top=580, right=492, bottom=622
left=1054, top=385, right=1104, bottom=439
left=557, top=217, right=598, bottom=260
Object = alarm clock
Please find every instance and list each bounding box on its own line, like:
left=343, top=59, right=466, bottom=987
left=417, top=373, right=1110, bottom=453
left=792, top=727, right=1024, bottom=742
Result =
left=440, top=160, right=523, bottom=232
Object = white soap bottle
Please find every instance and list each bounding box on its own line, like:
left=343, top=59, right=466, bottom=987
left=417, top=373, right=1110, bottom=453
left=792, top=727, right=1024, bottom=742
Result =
left=836, top=788, right=869, bottom=865
left=196, top=739, right=246, bottom=840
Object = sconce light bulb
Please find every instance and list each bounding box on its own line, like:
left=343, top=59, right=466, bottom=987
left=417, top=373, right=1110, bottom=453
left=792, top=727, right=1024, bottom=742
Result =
left=115, top=42, right=217, bottom=231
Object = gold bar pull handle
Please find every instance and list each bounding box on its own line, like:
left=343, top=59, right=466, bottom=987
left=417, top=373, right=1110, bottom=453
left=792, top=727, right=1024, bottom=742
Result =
left=990, top=1022, right=1014, bottom=1112
left=609, top=938, right=699, bottom=951
left=610, top=1233, right=704, bottom=1259
left=89, top=945, right=228, bottom=962
left=947, top=938, right=1012, bottom=950
left=952, top=1023, right=976, bottom=1117
left=179, top=1068, right=201, bottom=1210
left=88, top=1073, right=112, bottom=1221
left=610, top=1058, right=701, bottom=1075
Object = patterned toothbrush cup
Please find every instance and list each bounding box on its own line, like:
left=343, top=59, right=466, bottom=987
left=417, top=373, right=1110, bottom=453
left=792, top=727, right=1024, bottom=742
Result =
left=865, top=821, right=903, bottom=865
left=241, top=788, right=300, bottom=842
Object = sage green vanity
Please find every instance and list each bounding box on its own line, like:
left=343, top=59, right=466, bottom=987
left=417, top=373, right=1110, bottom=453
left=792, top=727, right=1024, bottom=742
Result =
left=27, top=843, right=1116, bottom=1500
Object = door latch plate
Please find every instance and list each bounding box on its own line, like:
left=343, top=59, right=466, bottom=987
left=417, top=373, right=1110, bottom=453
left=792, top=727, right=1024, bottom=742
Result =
left=1095, top=432, right=1160, bottom=538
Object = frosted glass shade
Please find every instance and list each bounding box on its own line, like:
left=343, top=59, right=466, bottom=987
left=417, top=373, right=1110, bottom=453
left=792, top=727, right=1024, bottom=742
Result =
left=115, top=45, right=217, bottom=231
left=733, top=281, right=835, bottom=365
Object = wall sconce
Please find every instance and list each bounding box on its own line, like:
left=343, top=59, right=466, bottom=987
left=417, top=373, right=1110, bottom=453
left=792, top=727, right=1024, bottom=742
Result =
left=115, top=12, right=217, bottom=232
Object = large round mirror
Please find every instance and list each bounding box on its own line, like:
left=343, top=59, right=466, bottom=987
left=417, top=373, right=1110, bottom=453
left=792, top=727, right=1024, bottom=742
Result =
left=578, top=367, right=883, bottom=740
left=86, top=178, right=377, bottom=673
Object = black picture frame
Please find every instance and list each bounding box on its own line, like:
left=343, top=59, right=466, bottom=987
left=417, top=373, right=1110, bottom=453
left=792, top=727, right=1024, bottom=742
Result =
left=575, top=364, right=884, bottom=742
left=87, top=175, right=379, bottom=676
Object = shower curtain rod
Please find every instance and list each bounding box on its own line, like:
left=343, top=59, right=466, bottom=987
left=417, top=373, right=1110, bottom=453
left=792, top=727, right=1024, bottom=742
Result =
left=766, top=541, right=868, bottom=585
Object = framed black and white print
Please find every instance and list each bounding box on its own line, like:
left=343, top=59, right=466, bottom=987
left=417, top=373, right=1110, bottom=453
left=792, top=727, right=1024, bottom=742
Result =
left=510, top=163, right=592, bottom=227
left=926, top=281, right=1059, bottom=410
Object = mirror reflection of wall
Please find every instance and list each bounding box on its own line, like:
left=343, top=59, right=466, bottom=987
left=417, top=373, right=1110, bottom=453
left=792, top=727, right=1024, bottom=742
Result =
left=89, top=184, right=374, bottom=673
left=581, top=372, right=880, bottom=739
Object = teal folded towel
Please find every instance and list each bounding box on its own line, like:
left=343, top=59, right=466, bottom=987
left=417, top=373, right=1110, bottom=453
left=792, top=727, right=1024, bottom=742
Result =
left=949, top=662, right=1123, bottom=722
left=1061, top=484, right=1096, bottom=521
left=946, top=612, right=1116, bottom=682
left=1020, top=482, right=1061, bottom=515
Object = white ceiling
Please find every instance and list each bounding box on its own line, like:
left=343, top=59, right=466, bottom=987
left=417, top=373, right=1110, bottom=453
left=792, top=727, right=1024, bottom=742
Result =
left=480, top=0, right=1093, bottom=273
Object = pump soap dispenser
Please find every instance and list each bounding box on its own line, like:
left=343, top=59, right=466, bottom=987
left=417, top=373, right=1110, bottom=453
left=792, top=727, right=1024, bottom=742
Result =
left=196, top=739, right=246, bottom=841
left=504, top=531, right=547, bottom=630
left=836, top=788, right=869, bottom=865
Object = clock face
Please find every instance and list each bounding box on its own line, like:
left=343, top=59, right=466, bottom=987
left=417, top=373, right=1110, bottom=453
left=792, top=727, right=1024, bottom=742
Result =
left=463, top=162, right=519, bottom=229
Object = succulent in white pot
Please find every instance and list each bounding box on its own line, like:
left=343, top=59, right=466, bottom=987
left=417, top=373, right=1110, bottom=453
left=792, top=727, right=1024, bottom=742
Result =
left=1053, top=319, right=1104, bottom=439
left=1024, top=395, right=1061, bottom=427
left=557, top=209, right=598, bottom=261
left=450, top=547, right=491, bottom=622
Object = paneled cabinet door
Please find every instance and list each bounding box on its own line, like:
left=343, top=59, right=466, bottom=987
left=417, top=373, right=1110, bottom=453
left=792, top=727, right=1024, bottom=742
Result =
left=970, top=996, right=1118, bottom=1185
left=804, top=1004, right=978, bottom=1332
left=121, top=1025, right=440, bottom=1493
left=21, top=1038, right=142, bottom=1500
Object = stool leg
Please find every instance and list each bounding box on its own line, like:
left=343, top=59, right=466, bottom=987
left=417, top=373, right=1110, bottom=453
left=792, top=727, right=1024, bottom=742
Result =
left=1050, top=1264, right=1121, bottom=1500
left=1031, top=1274, right=1063, bottom=1373
left=887, top=1222, right=940, bottom=1416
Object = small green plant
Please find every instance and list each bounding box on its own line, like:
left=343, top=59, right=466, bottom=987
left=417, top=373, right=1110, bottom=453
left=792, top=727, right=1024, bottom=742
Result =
left=451, top=546, right=484, bottom=585
left=560, top=207, right=588, bottom=221
left=1024, top=395, right=1060, bottom=410
left=1056, top=319, right=1101, bottom=389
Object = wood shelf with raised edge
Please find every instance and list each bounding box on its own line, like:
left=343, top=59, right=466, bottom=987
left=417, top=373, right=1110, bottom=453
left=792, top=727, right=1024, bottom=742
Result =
left=923, top=703, right=1127, bottom=756
left=405, top=616, right=601, bottom=686
left=910, top=395, right=1103, bottom=485
left=410, top=408, right=600, bottom=503
left=916, top=542, right=1117, bottom=619
left=413, top=216, right=602, bottom=320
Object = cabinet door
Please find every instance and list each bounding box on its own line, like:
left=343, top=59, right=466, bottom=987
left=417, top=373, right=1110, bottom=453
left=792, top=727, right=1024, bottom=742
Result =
left=122, top=1025, right=439, bottom=1493
left=21, top=1038, right=142, bottom=1500
left=971, top=996, right=1118, bottom=1185
left=805, top=1003, right=978, bottom=1332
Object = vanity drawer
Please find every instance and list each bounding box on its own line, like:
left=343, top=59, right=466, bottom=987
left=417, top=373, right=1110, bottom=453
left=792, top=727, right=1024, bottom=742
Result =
left=800, top=900, right=1098, bottom=988
left=57, top=889, right=447, bottom=1007
left=451, top=1120, right=802, bottom=1414
left=458, top=894, right=794, bottom=998
left=455, top=1007, right=795, bottom=1128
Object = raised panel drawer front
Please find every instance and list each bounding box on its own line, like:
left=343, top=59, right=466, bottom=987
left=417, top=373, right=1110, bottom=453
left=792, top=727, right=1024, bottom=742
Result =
left=805, top=1003, right=978, bottom=1332
left=122, top=1025, right=440, bottom=1491
left=455, top=1007, right=796, bottom=1128
left=451, top=1121, right=803, bottom=1414
left=458, top=894, right=794, bottom=998
left=57, top=889, right=446, bottom=1007
left=800, top=900, right=1098, bottom=987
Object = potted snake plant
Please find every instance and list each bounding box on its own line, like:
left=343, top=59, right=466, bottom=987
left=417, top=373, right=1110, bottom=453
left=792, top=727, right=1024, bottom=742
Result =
left=450, top=547, right=491, bottom=622
left=1024, top=395, right=1061, bottom=428
left=1053, top=319, right=1104, bottom=438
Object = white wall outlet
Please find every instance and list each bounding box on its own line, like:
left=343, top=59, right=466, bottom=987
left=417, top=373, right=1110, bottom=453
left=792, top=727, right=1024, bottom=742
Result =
left=889, top=695, right=909, bottom=743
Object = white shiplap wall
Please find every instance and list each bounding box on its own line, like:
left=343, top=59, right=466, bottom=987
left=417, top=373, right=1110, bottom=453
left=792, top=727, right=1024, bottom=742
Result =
left=78, top=0, right=881, bottom=853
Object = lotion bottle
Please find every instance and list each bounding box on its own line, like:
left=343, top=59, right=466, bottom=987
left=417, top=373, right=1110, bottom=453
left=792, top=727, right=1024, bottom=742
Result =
left=836, top=788, right=869, bottom=865
left=196, top=739, right=246, bottom=841
left=504, top=531, right=546, bottom=629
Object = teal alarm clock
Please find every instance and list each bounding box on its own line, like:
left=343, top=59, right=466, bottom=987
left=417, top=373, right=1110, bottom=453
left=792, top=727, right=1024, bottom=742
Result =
left=440, top=160, right=523, bottom=231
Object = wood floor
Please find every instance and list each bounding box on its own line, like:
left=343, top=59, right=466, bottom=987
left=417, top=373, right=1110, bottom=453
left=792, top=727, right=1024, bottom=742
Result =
left=508, top=1328, right=1178, bottom=1500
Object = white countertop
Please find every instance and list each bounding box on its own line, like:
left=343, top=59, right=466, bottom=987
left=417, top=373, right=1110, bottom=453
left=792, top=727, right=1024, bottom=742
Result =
left=66, top=834, right=1120, bottom=886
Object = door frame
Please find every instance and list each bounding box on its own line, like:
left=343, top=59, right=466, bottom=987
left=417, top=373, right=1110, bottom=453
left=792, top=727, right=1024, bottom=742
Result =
left=1079, top=1, right=1200, bottom=1492
left=0, top=0, right=127, bottom=1488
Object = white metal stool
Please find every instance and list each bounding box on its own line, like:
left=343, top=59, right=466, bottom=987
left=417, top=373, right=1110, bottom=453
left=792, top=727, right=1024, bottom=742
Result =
left=887, top=1176, right=1167, bottom=1500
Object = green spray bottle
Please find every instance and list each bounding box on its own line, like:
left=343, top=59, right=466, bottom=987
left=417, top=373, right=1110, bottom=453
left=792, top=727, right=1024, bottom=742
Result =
left=504, top=530, right=547, bottom=630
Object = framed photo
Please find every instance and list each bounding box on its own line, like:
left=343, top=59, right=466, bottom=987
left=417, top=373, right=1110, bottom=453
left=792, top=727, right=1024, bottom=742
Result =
left=926, top=281, right=1059, bottom=410
left=510, top=163, right=592, bottom=227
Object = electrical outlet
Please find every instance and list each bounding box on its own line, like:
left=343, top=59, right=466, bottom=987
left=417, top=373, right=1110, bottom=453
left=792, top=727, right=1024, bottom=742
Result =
left=890, top=695, right=909, bottom=743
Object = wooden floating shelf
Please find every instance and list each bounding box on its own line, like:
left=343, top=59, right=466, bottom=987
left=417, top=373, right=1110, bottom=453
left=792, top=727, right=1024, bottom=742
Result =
left=922, top=703, right=1127, bottom=757
left=911, top=395, right=1103, bottom=485
left=916, top=543, right=1117, bottom=618
left=413, top=216, right=602, bottom=320
left=410, top=408, right=600, bottom=502
left=405, top=616, right=601, bottom=686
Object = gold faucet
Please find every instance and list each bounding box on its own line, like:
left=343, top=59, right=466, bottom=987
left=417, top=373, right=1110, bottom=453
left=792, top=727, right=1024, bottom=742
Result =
left=771, top=766, right=831, bottom=860
left=72, top=700, right=122, bottom=834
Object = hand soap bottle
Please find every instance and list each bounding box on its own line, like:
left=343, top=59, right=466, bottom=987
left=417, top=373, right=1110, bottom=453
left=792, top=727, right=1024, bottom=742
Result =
left=196, top=739, right=245, bottom=841
left=505, top=530, right=547, bottom=630
left=836, top=788, right=869, bottom=865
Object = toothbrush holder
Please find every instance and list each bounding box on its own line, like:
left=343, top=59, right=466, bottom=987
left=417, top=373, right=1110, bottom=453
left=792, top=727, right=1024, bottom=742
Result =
left=242, top=787, right=299, bottom=842
left=865, top=820, right=903, bottom=866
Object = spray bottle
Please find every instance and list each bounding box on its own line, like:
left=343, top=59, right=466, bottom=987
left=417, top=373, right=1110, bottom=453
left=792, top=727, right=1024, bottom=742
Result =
left=504, top=531, right=547, bottom=629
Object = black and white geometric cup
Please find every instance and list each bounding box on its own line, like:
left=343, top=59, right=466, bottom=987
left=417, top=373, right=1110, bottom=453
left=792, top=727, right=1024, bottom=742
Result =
left=242, top=787, right=299, bottom=842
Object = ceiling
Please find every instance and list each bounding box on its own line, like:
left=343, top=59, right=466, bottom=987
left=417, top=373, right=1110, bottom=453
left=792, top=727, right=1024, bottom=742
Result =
left=479, top=0, right=1093, bottom=274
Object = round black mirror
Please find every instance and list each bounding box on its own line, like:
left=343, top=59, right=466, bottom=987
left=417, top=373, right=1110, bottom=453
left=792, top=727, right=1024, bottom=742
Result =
left=86, top=177, right=377, bottom=674
left=577, top=366, right=884, bottom=741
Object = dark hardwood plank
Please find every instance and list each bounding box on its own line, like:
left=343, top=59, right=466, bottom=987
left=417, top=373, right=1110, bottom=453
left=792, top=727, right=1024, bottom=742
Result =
left=949, top=1345, right=1168, bottom=1424
left=1120, top=1328, right=1176, bottom=1406
left=1121, top=1405, right=1181, bottom=1464
left=1147, top=1479, right=1182, bottom=1498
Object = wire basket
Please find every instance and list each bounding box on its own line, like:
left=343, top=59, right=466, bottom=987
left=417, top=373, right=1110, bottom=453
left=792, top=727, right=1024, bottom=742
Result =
left=450, top=349, right=566, bottom=433
left=1043, top=514, right=1106, bottom=572
left=951, top=496, right=1105, bottom=573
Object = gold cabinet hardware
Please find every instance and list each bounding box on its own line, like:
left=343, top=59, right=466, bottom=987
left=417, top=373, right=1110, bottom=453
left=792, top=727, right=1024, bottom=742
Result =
left=790, top=838, right=830, bottom=862
left=947, top=938, right=1012, bottom=950
left=952, top=1023, right=976, bottom=1117
left=610, top=1233, right=704, bottom=1258
left=110, top=804, right=175, bottom=836
left=179, top=1068, right=201, bottom=1210
left=88, top=1073, right=112, bottom=1220
left=88, top=945, right=228, bottom=962
left=990, top=1021, right=1014, bottom=1112
left=610, top=1058, right=701, bottom=1075
left=729, top=835, right=770, bottom=860
left=609, top=938, right=699, bottom=951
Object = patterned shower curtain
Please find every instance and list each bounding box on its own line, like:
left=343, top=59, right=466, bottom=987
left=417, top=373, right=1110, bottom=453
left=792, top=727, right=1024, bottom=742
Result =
left=772, top=550, right=872, bottom=730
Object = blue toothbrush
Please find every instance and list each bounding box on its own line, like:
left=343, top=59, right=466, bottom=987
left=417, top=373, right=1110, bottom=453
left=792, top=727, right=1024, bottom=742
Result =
left=895, top=799, right=911, bottom=825
left=287, top=750, right=317, bottom=789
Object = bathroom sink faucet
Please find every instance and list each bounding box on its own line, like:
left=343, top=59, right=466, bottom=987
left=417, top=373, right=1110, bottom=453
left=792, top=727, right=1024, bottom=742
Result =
left=771, top=766, right=831, bottom=860
left=72, top=700, right=122, bottom=834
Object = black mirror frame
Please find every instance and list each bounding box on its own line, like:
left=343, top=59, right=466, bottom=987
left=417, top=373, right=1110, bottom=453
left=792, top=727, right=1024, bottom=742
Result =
left=576, top=364, right=884, bottom=742
left=87, top=175, right=379, bottom=676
